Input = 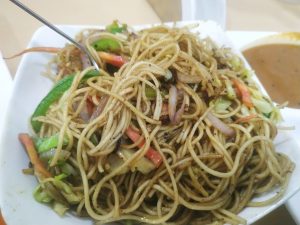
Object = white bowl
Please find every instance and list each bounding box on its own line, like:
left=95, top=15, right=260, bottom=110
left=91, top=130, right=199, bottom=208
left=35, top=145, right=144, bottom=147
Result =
left=240, top=31, right=300, bottom=225
left=1, top=21, right=300, bottom=225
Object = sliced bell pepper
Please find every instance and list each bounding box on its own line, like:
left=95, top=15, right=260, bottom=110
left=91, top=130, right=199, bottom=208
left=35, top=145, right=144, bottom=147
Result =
left=31, top=70, right=100, bottom=133
left=145, top=86, right=157, bottom=99
left=106, top=21, right=127, bottom=34
left=92, top=38, right=120, bottom=53
left=34, top=133, right=69, bottom=153
left=232, top=79, right=253, bottom=108
left=144, top=86, right=168, bottom=100
left=97, top=51, right=126, bottom=67
left=125, top=126, right=162, bottom=167
left=19, top=133, right=52, bottom=178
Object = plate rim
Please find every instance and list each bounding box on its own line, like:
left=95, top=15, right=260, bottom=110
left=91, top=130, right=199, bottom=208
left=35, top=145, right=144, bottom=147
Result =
left=1, top=21, right=300, bottom=225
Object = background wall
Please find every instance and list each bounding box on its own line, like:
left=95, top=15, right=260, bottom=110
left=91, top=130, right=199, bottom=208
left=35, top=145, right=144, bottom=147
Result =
left=227, top=0, right=300, bottom=31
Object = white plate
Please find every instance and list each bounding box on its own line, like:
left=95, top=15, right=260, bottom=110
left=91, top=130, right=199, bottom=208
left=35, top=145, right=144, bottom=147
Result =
left=1, top=21, right=300, bottom=225
left=227, top=31, right=300, bottom=225
left=0, top=52, right=13, bottom=138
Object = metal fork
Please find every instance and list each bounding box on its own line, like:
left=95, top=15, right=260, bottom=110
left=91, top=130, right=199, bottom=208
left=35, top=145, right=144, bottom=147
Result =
left=9, top=0, right=100, bottom=71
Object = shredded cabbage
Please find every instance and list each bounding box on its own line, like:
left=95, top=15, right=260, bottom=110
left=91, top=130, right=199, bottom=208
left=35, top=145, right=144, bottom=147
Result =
left=212, top=97, right=232, bottom=113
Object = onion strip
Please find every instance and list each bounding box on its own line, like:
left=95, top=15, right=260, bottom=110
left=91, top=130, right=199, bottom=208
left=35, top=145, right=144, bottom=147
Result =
left=206, top=112, right=235, bottom=137
left=168, top=85, right=177, bottom=123
left=90, top=96, right=109, bottom=121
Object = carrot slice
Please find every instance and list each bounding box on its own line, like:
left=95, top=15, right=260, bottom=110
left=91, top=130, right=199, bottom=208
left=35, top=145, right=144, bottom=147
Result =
left=4, top=47, right=61, bottom=59
left=125, top=126, right=162, bottom=167
left=97, top=51, right=126, bottom=67
left=19, top=133, right=52, bottom=178
left=235, top=114, right=257, bottom=123
left=144, top=148, right=163, bottom=167
left=232, top=79, right=253, bottom=107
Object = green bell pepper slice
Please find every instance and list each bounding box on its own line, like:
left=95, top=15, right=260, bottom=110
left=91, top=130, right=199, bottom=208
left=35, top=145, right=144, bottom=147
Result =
left=34, top=133, right=69, bottom=153
left=31, top=70, right=100, bottom=133
left=92, top=38, right=120, bottom=53
left=106, top=21, right=127, bottom=34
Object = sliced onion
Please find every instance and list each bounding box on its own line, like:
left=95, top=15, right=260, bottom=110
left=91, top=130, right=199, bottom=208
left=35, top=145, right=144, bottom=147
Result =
left=90, top=96, right=108, bottom=121
left=73, top=101, right=90, bottom=122
left=168, top=85, right=177, bottom=123
left=176, top=72, right=202, bottom=83
left=206, top=112, right=235, bottom=137
left=107, top=153, right=129, bottom=175
left=173, top=97, right=185, bottom=124
left=168, top=86, right=186, bottom=124
left=80, top=103, right=91, bottom=122
left=118, top=149, right=155, bottom=175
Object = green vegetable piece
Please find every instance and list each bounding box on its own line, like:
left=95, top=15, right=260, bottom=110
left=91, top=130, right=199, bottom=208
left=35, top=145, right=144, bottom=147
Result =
left=270, top=107, right=283, bottom=123
left=31, top=70, right=100, bottom=133
left=60, top=163, right=77, bottom=176
left=90, top=133, right=99, bottom=145
left=53, top=179, right=72, bottom=194
left=92, top=38, right=120, bottom=52
left=145, top=86, right=157, bottom=99
left=22, top=168, right=34, bottom=175
left=225, top=79, right=236, bottom=100
left=122, top=220, right=135, bottom=225
left=106, top=21, right=127, bottom=34
left=55, top=173, right=68, bottom=180
left=145, top=86, right=167, bottom=100
left=251, top=97, right=273, bottom=114
left=213, top=97, right=232, bottom=113
left=241, top=68, right=252, bottom=79
left=53, top=201, right=68, bottom=216
left=41, top=149, right=70, bottom=164
left=229, top=56, right=241, bottom=71
left=241, top=105, right=250, bottom=116
left=34, top=133, right=69, bottom=153
left=33, top=185, right=53, bottom=203
left=63, top=193, right=81, bottom=204
left=263, top=112, right=271, bottom=118
left=53, top=180, right=81, bottom=204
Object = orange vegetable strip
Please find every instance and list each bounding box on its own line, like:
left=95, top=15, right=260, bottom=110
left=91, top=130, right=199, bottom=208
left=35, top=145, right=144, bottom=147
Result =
left=125, top=126, right=162, bottom=167
left=232, top=79, right=253, bottom=107
left=18, top=133, right=52, bottom=178
left=235, top=114, right=257, bottom=123
left=4, top=47, right=61, bottom=59
left=97, top=51, right=126, bottom=67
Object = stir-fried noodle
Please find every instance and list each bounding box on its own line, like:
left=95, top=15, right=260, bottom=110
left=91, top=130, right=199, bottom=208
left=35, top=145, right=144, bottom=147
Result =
left=19, top=22, right=294, bottom=225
